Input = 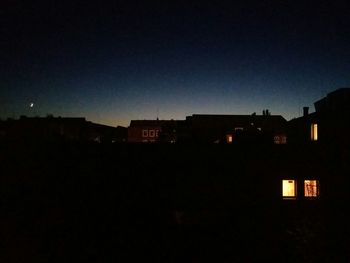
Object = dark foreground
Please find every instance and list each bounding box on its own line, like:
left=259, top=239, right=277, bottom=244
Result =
left=1, top=141, right=350, bottom=262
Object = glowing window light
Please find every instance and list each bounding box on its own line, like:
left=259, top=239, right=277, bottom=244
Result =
left=304, top=180, right=319, bottom=197
left=226, top=134, right=233, bottom=143
left=282, top=180, right=296, bottom=199
left=149, top=130, right=155, bottom=137
left=142, top=130, right=148, bottom=137
left=275, top=135, right=287, bottom=144
left=311, top=123, right=318, bottom=141
left=274, top=136, right=281, bottom=144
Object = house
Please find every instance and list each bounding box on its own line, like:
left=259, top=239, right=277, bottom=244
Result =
left=84, top=122, right=127, bottom=143
left=186, top=113, right=287, bottom=144
left=128, top=113, right=287, bottom=144
left=288, top=88, right=350, bottom=146
left=127, top=120, right=163, bottom=143
left=1, top=116, right=125, bottom=143
left=3, top=116, right=87, bottom=141
left=278, top=155, right=324, bottom=201
left=127, top=119, right=188, bottom=143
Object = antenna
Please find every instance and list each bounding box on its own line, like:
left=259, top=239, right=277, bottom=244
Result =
left=156, top=108, right=159, bottom=120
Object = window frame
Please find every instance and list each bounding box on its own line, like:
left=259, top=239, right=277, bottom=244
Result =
left=142, top=129, right=148, bottom=138
left=274, top=135, right=287, bottom=144
left=304, top=179, right=320, bottom=198
left=149, top=129, right=155, bottom=137
left=311, top=123, right=318, bottom=141
left=282, top=179, right=297, bottom=200
left=226, top=134, right=233, bottom=143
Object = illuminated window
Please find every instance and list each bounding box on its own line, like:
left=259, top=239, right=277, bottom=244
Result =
left=304, top=180, right=319, bottom=197
left=282, top=180, right=297, bottom=199
left=226, top=134, right=233, bottom=143
left=149, top=130, right=155, bottom=137
left=274, top=136, right=280, bottom=144
left=235, top=127, right=243, bottom=131
left=142, top=130, right=148, bottom=137
left=274, top=135, right=287, bottom=144
left=281, top=136, right=287, bottom=144
left=311, top=123, right=318, bottom=141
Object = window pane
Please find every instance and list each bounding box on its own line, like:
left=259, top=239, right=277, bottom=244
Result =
left=283, top=180, right=296, bottom=198
left=304, top=180, right=319, bottom=197
left=142, top=130, right=148, bottom=137
left=311, top=123, right=318, bottom=141
left=226, top=134, right=233, bottom=143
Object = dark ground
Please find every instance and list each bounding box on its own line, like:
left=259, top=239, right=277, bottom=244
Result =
left=1, top=141, right=349, bottom=262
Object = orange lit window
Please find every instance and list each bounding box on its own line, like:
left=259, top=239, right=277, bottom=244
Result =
left=311, top=123, right=318, bottom=141
left=149, top=130, right=155, bottom=137
left=282, top=180, right=296, bottom=199
left=274, top=135, right=287, bottom=144
left=142, top=130, right=148, bottom=137
left=304, top=180, right=319, bottom=197
left=226, top=134, right=233, bottom=143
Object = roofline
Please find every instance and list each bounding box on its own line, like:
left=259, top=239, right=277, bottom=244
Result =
left=189, top=114, right=286, bottom=120
left=190, top=113, right=284, bottom=117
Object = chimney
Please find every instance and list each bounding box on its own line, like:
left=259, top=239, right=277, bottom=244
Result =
left=303, top=107, right=309, bottom=117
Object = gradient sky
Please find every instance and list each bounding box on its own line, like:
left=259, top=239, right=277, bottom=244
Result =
left=2, top=1, right=350, bottom=126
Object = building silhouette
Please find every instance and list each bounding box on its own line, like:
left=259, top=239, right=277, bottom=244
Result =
left=127, top=113, right=287, bottom=144
left=186, top=114, right=287, bottom=144
left=288, top=88, right=350, bottom=146
left=0, top=116, right=126, bottom=143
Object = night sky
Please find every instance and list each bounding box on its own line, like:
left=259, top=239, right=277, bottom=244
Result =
left=2, top=1, right=350, bottom=127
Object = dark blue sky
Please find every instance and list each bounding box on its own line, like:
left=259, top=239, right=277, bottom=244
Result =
left=2, top=1, right=350, bottom=126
